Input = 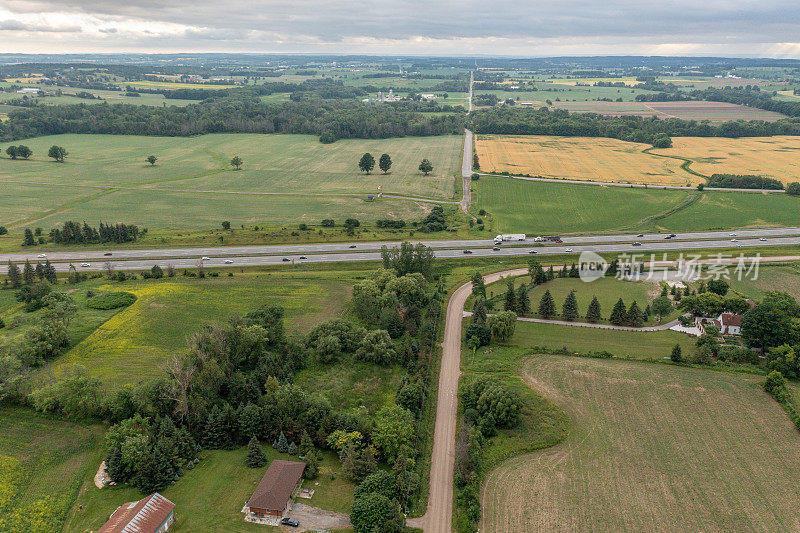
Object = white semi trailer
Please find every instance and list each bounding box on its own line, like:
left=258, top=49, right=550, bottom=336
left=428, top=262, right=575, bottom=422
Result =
left=493, top=234, right=526, bottom=244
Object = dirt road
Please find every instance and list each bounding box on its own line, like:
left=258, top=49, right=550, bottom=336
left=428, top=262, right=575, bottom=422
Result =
left=412, top=268, right=527, bottom=533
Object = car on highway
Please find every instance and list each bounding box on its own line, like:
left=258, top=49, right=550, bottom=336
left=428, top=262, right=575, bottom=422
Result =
left=349, top=245, right=357, bottom=249
left=104, top=252, right=113, bottom=256
left=492, top=247, right=500, bottom=251
left=760, top=237, right=767, bottom=241
left=528, top=250, right=538, bottom=254
left=462, top=249, right=473, bottom=254
left=731, top=239, right=738, bottom=242
left=224, top=259, right=234, bottom=264
left=632, top=242, right=642, bottom=246
left=636, top=234, right=644, bottom=237
left=80, top=263, right=90, bottom=267
left=565, top=248, right=574, bottom=252
left=281, top=517, right=299, bottom=527
left=201, top=256, right=210, bottom=261
left=299, top=256, right=307, bottom=260
left=37, top=253, right=47, bottom=258
left=282, top=257, right=290, bottom=262
left=729, top=233, right=737, bottom=236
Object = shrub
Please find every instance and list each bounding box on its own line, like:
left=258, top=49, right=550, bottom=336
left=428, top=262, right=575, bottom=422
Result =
left=85, top=291, right=137, bottom=310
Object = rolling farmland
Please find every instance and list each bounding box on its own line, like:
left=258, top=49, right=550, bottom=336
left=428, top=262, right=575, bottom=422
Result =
left=550, top=100, right=787, bottom=121
left=481, top=355, right=800, bottom=532
left=475, top=135, right=699, bottom=186
left=653, top=136, right=800, bottom=184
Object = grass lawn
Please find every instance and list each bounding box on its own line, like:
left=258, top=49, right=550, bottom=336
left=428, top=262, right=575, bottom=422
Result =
left=295, top=354, right=405, bottom=414
left=65, top=447, right=354, bottom=533
left=729, top=263, right=800, bottom=300
left=38, top=270, right=354, bottom=389
left=472, top=176, right=800, bottom=234
left=0, top=407, right=106, bottom=533
left=0, top=133, right=463, bottom=232
left=480, top=355, right=800, bottom=532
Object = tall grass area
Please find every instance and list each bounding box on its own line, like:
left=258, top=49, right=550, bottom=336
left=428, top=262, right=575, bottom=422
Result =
left=0, top=407, right=105, bottom=533
left=41, top=270, right=355, bottom=389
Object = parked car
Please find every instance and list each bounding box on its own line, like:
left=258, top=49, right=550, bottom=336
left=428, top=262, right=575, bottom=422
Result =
left=80, top=263, right=90, bottom=267
left=281, top=517, right=299, bottom=527
left=462, top=249, right=473, bottom=254
left=224, top=259, right=234, bottom=264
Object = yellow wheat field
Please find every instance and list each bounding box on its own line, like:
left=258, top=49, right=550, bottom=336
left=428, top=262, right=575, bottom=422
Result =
left=476, top=135, right=700, bottom=186
left=653, top=136, right=800, bottom=184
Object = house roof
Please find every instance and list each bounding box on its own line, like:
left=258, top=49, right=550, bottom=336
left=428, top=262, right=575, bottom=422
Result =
left=248, top=460, right=306, bottom=511
left=98, top=493, right=175, bottom=533
left=719, top=313, right=743, bottom=327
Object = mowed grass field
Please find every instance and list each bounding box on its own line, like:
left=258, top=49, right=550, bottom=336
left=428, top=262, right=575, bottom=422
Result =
left=43, top=270, right=354, bottom=389
left=475, top=135, right=699, bottom=186
left=0, top=133, right=462, bottom=229
left=653, top=136, right=800, bottom=184
left=0, top=407, right=106, bottom=533
left=480, top=355, right=800, bottom=532
left=473, top=176, right=800, bottom=234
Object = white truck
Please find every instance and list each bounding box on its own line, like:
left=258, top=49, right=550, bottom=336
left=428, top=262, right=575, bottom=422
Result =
left=493, top=233, right=526, bottom=245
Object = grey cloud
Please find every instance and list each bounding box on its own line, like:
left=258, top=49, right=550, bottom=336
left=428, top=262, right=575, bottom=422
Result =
left=0, top=19, right=81, bottom=32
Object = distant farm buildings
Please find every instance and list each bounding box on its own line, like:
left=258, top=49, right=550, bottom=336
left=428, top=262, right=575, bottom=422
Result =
left=16, top=87, right=40, bottom=94
left=98, top=493, right=175, bottom=533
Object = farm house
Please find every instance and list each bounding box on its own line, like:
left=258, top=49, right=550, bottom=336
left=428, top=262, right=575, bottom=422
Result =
left=98, top=492, right=175, bottom=533
left=244, top=460, right=306, bottom=519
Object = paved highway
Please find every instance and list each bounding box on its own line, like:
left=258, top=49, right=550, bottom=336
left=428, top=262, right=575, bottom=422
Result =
left=2, top=232, right=797, bottom=273
left=3, top=227, right=799, bottom=266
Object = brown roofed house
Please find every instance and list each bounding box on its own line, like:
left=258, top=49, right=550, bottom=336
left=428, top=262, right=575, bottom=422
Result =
left=98, top=492, right=175, bottom=533
left=245, top=460, right=306, bottom=518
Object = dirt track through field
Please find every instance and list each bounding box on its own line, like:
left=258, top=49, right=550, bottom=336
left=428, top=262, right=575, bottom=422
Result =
left=411, top=268, right=526, bottom=533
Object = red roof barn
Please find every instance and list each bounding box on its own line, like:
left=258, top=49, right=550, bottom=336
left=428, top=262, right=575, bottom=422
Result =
left=245, top=459, right=306, bottom=518
left=98, top=492, right=175, bottom=533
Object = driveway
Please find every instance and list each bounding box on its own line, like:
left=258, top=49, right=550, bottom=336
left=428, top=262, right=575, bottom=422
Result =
left=284, top=503, right=351, bottom=532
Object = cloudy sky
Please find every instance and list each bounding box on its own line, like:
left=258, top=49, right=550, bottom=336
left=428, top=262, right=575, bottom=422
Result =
left=1, top=0, right=800, bottom=57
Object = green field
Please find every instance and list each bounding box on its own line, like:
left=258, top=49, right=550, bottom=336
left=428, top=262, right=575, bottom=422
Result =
left=66, top=447, right=353, bottom=532
left=0, top=407, right=105, bottom=533
left=480, top=355, right=800, bottom=532
left=473, top=176, right=800, bottom=234
left=0, top=133, right=463, bottom=231
left=41, top=270, right=354, bottom=389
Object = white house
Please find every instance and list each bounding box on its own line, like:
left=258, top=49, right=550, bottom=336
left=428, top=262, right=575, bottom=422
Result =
left=696, top=313, right=743, bottom=336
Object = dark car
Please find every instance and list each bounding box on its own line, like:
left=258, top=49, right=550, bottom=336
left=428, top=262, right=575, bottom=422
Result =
left=349, top=245, right=357, bottom=249
left=492, top=247, right=500, bottom=251
left=281, top=517, right=299, bottom=527
left=462, top=249, right=473, bottom=254
left=282, top=258, right=290, bottom=262
left=104, top=252, right=113, bottom=256
left=299, top=256, right=307, bottom=260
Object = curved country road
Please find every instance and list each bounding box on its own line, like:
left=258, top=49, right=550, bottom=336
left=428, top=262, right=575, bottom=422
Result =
left=410, top=268, right=527, bottom=533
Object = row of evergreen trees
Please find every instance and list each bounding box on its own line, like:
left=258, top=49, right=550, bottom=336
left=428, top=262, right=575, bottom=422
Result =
left=5, top=259, right=57, bottom=288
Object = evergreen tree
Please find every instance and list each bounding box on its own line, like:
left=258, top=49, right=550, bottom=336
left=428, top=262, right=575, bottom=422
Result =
left=606, top=259, right=619, bottom=277
left=559, top=264, right=568, bottom=278
left=568, top=263, right=579, bottom=278
left=538, top=290, right=556, bottom=319
left=305, top=450, right=320, bottom=479
left=23, top=260, right=35, bottom=285
left=515, top=286, right=531, bottom=316
left=683, top=285, right=691, bottom=297
left=277, top=431, right=289, bottom=453
left=562, top=290, right=579, bottom=321
left=471, top=298, right=487, bottom=325
left=610, top=298, right=628, bottom=325
left=546, top=265, right=555, bottom=280
left=471, top=271, right=486, bottom=299
left=246, top=436, right=268, bottom=468
left=202, top=405, right=225, bottom=449
left=697, top=280, right=707, bottom=293
left=67, top=264, right=79, bottom=284
left=35, top=262, right=45, bottom=281
left=627, top=301, right=644, bottom=327
left=23, top=228, right=35, bottom=246
left=503, top=282, right=516, bottom=313
left=7, top=261, right=21, bottom=288
left=671, top=344, right=683, bottom=363
left=660, top=284, right=669, bottom=297
left=585, top=296, right=602, bottom=322
left=299, top=431, right=314, bottom=458
left=288, top=442, right=298, bottom=456
left=105, top=446, right=127, bottom=483
left=43, top=260, right=57, bottom=283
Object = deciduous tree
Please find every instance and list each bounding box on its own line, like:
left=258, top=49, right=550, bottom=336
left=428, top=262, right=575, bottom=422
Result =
left=379, top=153, right=392, bottom=174
left=358, top=152, right=375, bottom=174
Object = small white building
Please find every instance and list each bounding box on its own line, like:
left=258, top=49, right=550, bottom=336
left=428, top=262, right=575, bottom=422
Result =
left=16, top=87, right=39, bottom=94
left=696, top=313, right=743, bottom=336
